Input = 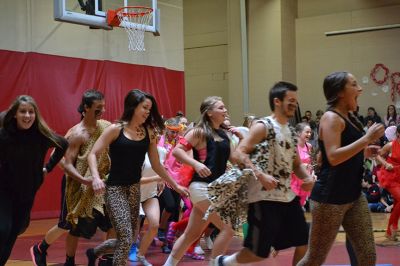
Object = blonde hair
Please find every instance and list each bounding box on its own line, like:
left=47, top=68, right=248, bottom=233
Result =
left=192, top=96, right=222, bottom=140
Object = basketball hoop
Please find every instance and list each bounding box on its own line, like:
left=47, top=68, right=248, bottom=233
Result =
left=107, top=6, right=153, bottom=51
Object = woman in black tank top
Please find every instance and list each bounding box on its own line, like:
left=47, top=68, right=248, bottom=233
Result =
left=87, top=89, right=188, bottom=265
left=164, top=96, right=239, bottom=266
left=298, top=72, right=384, bottom=266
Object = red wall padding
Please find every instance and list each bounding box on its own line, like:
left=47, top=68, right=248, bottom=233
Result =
left=0, top=49, right=185, bottom=219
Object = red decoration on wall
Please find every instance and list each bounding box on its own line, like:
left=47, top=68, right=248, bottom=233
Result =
left=370, top=63, right=389, bottom=85
left=391, top=72, right=400, bottom=102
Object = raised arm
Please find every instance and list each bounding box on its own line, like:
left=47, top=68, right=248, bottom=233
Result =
left=320, top=111, right=384, bottom=166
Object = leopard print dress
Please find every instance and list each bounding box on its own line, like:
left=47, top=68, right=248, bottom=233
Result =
left=66, top=119, right=111, bottom=225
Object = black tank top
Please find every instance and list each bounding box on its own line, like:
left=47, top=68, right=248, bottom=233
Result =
left=311, top=110, right=364, bottom=204
left=107, top=127, right=150, bottom=186
left=191, top=129, right=230, bottom=184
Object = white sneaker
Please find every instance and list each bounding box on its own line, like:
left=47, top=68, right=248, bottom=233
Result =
left=136, top=255, right=153, bottom=266
left=205, top=236, right=214, bottom=250
left=194, top=245, right=205, bottom=255
left=213, top=255, right=226, bottom=266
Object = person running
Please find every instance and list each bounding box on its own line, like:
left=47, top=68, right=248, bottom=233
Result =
left=377, top=124, right=400, bottom=241
left=0, top=95, right=68, bottom=265
left=297, top=72, right=384, bottom=266
left=163, top=96, right=240, bottom=266
left=30, top=90, right=114, bottom=266
left=86, top=89, right=188, bottom=265
left=215, top=81, right=315, bottom=266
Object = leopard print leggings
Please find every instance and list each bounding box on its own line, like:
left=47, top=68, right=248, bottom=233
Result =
left=297, top=195, right=376, bottom=266
left=93, top=183, right=140, bottom=265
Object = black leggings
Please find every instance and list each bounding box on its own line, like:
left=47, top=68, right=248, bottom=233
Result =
left=159, top=186, right=181, bottom=220
left=0, top=191, right=34, bottom=265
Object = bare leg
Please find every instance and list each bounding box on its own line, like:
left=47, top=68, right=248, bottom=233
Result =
left=168, top=200, right=210, bottom=260
left=65, top=234, right=79, bottom=257
left=44, top=225, right=67, bottom=244
left=292, top=245, right=307, bottom=266
left=208, top=212, right=235, bottom=259
left=138, top=198, right=160, bottom=256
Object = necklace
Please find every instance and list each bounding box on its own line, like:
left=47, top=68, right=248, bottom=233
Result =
left=135, top=125, right=145, bottom=138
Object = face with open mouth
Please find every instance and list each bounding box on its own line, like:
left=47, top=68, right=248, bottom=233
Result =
left=342, top=73, right=362, bottom=112
left=14, top=102, right=36, bottom=130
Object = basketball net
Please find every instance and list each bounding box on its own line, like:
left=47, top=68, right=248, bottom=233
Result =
left=116, top=7, right=153, bottom=51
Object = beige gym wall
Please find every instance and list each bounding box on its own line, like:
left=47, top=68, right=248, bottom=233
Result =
left=183, top=0, right=400, bottom=124
left=0, top=0, right=184, bottom=70
left=296, top=0, right=400, bottom=119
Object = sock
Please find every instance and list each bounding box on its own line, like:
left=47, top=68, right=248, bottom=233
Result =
left=223, top=254, right=239, bottom=266
left=39, top=239, right=50, bottom=252
left=163, top=255, right=179, bottom=266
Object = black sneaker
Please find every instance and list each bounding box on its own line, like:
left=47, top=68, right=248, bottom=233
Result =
left=30, top=243, right=47, bottom=266
left=98, top=254, right=113, bottom=266
left=63, top=257, right=76, bottom=266
left=157, top=229, right=166, bottom=242
left=86, top=248, right=97, bottom=266
left=161, top=244, right=171, bottom=254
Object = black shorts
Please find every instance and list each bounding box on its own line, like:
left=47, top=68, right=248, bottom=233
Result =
left=69, top=208, right=113, bottom=239
left=244, top=197, right=309, bottom=258
left=57, top=175, right=72, bottom=230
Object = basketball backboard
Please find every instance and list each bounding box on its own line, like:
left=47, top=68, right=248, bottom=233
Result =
left=54, top=0, right=159, bottom=34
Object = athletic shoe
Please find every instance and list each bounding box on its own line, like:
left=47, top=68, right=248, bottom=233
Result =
left=157, top=229, right=166, bottom=242
left=98, top=255, right=113, bottom=266
left=128, top=243, right=138, bottom=262
left=205, top=236, right=214, bottom=250
left=30, top=243, right=47, bottom=266
left=185, top=251, right=205, bottom=260
left=214, top=255, right=226, bottom=266
left=194, top=245, right=205, bottom=255
left=161, top=244, right=171, bottom=254
left=137, top=255, right=153, bottom=266
left=86, top=248, right=97, bottom=266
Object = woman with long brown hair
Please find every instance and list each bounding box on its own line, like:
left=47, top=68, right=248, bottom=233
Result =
left=0, top=95, right=68, bottom=264
left=86, top=89, right=188, bottom=265
left=297, top=72, right=384, bottom=266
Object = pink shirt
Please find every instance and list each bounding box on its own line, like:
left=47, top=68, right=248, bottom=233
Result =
left=290, top=142, right=312, bottom=206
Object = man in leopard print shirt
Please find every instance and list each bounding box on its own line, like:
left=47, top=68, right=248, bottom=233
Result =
left=216, top=82, right=315, bottom=266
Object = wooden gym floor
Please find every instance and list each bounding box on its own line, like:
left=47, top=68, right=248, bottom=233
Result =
left=7, top=212, right=400, bottom=265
